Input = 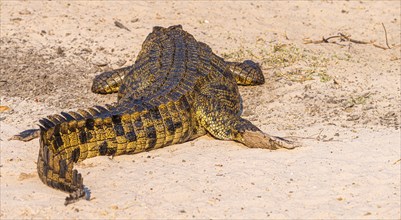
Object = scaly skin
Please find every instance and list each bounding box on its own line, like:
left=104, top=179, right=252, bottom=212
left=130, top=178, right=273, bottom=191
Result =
left=31, top=25, right=298, bottom=205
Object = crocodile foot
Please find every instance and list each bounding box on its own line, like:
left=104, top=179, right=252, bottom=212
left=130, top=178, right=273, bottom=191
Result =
left=242, top=131, right=300, bottom=150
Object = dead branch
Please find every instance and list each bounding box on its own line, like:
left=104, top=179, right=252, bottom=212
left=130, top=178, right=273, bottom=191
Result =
left=304, top=25, right=393, bottom=50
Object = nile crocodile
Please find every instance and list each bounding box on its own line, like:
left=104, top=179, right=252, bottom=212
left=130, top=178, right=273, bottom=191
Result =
left=14, top=25, right=297, bottom=205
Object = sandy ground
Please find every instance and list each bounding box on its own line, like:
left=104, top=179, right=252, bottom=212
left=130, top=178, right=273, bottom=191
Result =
left=1, top=1, right=400, bottom=219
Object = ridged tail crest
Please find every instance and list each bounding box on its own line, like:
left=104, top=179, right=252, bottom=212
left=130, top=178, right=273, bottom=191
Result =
left=37, top=98, right=193, bottom=204
left=37, top=105, right=111, bottom=204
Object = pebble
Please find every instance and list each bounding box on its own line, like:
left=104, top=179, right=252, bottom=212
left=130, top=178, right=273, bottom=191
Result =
left=91, top=55, right=109, bottom=66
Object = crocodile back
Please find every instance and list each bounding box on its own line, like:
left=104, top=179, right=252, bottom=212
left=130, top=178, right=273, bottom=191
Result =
left=117, top=25, right=208, bottom=108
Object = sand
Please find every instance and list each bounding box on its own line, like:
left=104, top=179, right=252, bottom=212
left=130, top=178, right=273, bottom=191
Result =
left=0, top=1, right=400, bottom=219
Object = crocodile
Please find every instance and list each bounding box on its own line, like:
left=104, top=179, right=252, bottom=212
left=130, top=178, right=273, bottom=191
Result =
left=15, top=25, right=297, bottom=205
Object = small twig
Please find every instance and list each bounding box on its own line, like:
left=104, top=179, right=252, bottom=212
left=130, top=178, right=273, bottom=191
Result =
left=381, top=23, right=391, bottom=49
left=393, top=158, right=401, bottom=165
left=338, top=33, right=368, bottom=44
left=324, top=35, right=342, bottom=42
left=372, top=43, right=388, bottom=50
left=303, top=36, right=340, bottom=44
left=114, top=21, right=131, bottom=32
left=305, top=31, right=390, bottom=50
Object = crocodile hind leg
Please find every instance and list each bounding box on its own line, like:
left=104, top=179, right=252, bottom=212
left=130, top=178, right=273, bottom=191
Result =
left=91, top=65, right=133, bottom=94
left=194, top=93, right=297, bottom=150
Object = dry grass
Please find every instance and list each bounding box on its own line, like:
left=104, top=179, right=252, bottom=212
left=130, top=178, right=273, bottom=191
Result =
left=222, top=42, right=332, bottom=83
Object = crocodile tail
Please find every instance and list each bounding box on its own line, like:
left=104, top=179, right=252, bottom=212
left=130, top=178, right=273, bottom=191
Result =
left=37, top=105, right=115, bottom=203
left=37, top=98, right=193, bottom=204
